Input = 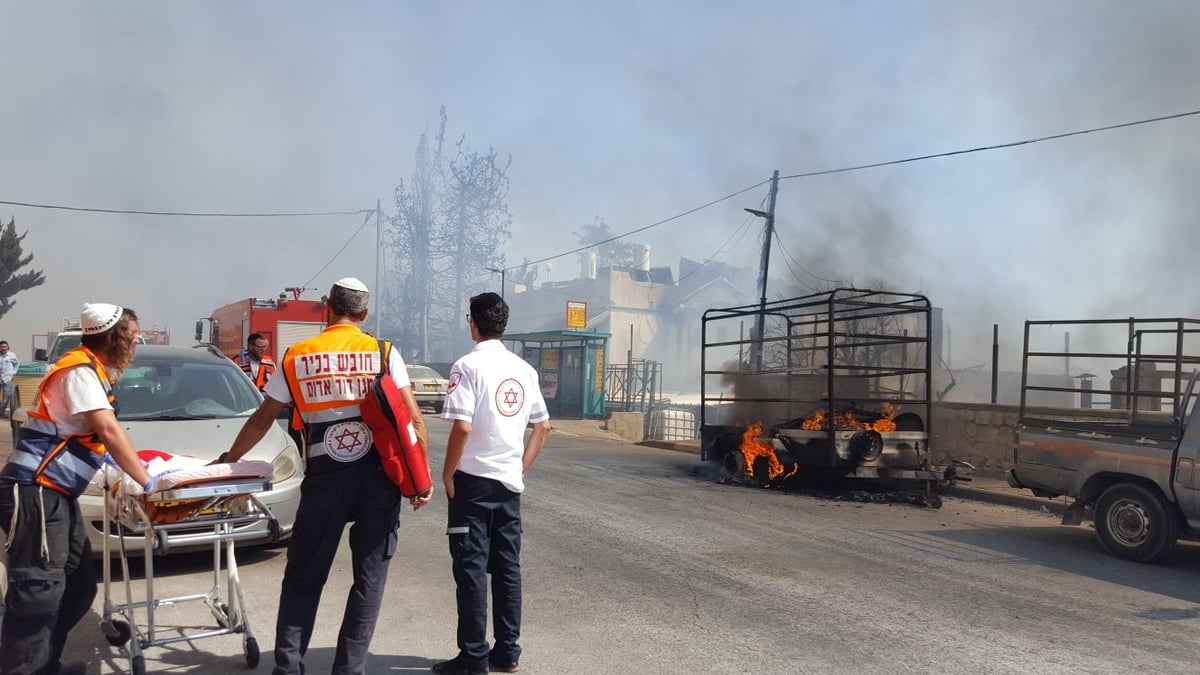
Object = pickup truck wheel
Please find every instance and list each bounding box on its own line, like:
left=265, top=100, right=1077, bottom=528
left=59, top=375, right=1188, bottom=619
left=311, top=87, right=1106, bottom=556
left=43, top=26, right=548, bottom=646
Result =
left=1094, top=483, right=1178, bottom=563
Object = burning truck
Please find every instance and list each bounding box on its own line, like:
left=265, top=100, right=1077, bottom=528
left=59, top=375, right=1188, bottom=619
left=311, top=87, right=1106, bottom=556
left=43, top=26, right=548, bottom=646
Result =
left=700, top=288, right=954, bottom=495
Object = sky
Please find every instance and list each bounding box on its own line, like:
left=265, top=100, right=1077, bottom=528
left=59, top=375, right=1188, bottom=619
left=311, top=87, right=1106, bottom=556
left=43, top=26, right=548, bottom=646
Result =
left=2, top=0, right=1198, bottom=375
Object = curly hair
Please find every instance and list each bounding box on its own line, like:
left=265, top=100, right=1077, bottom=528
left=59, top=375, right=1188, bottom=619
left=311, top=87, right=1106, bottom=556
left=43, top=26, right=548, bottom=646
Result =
left=468, top=292, right=508, bottom=339
left=81, top=308, right=140, bottom=370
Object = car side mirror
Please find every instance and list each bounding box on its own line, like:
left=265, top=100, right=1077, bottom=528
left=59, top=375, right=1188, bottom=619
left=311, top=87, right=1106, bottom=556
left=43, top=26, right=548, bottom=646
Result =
left=34, top=348, right=47, bottom=362
left=195, top=320, right=204, bottom=342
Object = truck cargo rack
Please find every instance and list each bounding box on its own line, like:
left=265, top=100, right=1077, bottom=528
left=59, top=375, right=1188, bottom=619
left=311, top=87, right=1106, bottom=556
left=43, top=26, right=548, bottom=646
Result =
left=700, top=288, right=939, bottom=483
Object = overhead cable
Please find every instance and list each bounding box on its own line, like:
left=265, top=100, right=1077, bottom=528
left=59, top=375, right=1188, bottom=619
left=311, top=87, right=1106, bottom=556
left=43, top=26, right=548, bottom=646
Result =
left=0, top=199, right=372, bottom=218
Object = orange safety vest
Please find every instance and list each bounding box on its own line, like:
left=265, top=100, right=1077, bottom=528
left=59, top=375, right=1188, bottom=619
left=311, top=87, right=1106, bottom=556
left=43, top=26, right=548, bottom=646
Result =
left=234, top=350, right=276, bottom=391
left=1, top=347, right=116, bottom=496
left=281, top=325, right=392, bottom=468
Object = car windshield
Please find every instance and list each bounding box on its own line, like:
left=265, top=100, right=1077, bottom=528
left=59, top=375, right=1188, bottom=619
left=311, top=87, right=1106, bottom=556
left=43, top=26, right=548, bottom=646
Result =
left=114, top=358, right=262, bottom=420
left=48, top=334, right=82, bottom=362
left=406, top=366, right=443, bottom=380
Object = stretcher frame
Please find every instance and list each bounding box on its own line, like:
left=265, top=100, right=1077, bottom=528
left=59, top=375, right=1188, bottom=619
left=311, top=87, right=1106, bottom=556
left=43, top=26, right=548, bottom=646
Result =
left=99, top=475, right=280, bottom=675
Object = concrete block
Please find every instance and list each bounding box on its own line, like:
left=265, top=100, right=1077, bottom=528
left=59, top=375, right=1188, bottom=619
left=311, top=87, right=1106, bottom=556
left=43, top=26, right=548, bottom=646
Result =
left=607, top=412, right=645, bottom=443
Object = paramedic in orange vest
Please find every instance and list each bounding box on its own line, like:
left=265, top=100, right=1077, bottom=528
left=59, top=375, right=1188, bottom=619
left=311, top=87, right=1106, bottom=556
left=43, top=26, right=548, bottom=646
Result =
left=0, top=303, right=161, bottom=675
left=220, top=277, right=433, bottom=675
left=234, top=332, right=276, bottom=392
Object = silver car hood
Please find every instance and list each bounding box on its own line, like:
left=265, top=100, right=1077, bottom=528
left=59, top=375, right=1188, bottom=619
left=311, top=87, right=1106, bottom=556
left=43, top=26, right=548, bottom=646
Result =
left=122, top=418, right=293, bottom=461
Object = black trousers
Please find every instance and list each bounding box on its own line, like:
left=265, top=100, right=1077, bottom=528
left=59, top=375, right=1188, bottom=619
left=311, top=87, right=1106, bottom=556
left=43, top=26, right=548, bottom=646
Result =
left=0, top=484, right=96, bottom=675
left=273, top=461, right=401, bottom=675
left=446, top=471, right=522, bottom=667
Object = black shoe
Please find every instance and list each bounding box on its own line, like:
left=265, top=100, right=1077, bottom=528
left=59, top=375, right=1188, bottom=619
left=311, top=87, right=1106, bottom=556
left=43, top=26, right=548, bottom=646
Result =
left=489, top=659, right=519, bottom=673
left=431, top=656, right=488, bottom=674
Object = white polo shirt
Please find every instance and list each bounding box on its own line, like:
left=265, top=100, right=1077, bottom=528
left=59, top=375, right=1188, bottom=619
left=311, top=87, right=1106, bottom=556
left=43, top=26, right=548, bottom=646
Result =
left=442, top=339, right=549, bottom=493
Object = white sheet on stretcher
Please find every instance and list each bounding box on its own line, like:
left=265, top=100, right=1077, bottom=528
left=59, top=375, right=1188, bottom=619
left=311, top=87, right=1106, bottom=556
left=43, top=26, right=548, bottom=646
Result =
left=105, top=451, right=274, bottom=498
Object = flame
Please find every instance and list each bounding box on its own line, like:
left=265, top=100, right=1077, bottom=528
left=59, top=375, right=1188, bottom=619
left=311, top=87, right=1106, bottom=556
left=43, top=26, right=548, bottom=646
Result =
left=801, top=402, right=899, bottom=432
left=739, top=422, right=799, bottom=482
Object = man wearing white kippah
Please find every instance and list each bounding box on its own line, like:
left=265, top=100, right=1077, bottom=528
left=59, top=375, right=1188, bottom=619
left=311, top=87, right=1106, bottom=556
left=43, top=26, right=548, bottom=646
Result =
left=222, top=277, right=433, bottom=675
left=0, top=303, right=162, bottom=675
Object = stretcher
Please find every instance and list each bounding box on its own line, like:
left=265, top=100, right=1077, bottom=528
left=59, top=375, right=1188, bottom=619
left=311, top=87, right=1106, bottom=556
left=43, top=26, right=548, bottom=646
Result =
left=98, top=458, right=280, bottom=675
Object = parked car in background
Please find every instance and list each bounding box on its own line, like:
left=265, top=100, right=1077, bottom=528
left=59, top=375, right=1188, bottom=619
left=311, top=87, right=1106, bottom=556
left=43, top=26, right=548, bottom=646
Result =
left=421, top=362, right=455, bottom=379
left=407, top=364, right=449, bottom=413
left=11, top=344, right=302, bottom=555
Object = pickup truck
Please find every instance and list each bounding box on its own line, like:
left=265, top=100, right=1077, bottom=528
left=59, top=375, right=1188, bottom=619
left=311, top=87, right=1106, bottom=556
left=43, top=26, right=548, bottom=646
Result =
left=1006, top=317, right=1200, bottom=563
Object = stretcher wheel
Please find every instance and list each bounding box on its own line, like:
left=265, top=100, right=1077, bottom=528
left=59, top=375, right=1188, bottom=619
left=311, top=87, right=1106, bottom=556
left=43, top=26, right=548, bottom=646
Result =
left=132, top=655, right=147, bottom=675
left=214, top=602, right=238, bottom=629
left=245, top=637, right=261, bottom=668
left=102, top=619, right=131, bottom=646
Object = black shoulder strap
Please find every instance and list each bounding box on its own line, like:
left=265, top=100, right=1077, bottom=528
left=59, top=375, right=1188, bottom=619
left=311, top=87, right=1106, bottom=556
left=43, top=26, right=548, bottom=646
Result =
left=377, top=339, right=389, bottom=376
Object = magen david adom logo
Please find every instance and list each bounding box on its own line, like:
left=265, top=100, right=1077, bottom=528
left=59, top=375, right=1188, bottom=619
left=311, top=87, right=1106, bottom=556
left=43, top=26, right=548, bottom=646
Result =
left=495, top=378, right=525, bottom=417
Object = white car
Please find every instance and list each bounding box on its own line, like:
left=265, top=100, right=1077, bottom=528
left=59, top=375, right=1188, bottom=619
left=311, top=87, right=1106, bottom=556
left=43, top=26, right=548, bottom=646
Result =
left=11, top=344, right=302, bottom=555
left=406, top=364, right=449, bottom=413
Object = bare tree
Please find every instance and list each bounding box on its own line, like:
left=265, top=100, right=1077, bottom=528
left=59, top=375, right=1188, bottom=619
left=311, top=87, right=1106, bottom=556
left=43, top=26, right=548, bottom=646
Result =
left=0, top=217, right=46, bottom=320
left=383, top=108, right=512, bottom=361
left=384, top=109, right=447, bottom=360
left=435, top=137, right=512, bottom=356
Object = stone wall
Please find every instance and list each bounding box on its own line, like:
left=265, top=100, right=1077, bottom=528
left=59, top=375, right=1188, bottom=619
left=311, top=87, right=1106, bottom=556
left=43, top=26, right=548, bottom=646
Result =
left=929, top=402, right=1020, bottom=469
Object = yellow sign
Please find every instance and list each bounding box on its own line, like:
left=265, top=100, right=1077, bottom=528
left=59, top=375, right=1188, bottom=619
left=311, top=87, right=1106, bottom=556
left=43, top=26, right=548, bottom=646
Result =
left=566, top=300, right=587, bottom=329
left=594, top=346, right=605, bottom=394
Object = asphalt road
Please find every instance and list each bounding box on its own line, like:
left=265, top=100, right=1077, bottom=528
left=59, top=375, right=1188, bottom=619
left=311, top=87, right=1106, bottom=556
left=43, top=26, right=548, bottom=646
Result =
left=15, top=417, right=1200, bottom=673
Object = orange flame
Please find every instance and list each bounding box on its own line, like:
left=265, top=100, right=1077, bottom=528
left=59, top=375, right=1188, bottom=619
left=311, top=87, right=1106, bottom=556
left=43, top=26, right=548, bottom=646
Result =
left=801, top=402, right=899, bottom=432
left=739, top=422, right=799, bottom=482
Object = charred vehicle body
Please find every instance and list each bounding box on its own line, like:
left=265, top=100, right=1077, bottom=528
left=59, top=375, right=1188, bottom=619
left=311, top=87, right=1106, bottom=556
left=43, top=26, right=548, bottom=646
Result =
left=701, top=289, right=948, bottom=489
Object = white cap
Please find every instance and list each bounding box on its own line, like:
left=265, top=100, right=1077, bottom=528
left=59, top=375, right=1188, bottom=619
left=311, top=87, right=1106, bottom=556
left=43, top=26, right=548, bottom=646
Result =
left=81, top=303, right=123, bottom=334
left=333, top=277, right=369, bottom=292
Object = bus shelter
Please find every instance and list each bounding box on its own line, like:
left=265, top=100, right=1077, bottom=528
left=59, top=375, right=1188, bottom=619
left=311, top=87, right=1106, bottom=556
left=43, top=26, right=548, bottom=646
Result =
left=503, top=330, right=610, bottom=419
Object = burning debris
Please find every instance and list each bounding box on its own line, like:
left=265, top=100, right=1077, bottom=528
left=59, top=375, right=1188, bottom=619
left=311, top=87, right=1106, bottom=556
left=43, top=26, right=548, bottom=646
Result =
left=800, top=401, right=899, bottom=432
left=739, top=422, right=799, bottom=482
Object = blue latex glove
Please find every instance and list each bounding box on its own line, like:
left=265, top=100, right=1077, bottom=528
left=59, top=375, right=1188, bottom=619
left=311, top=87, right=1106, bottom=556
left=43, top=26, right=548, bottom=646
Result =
left=143, top=469, right=180, bottom=493
left=101, top=452, right=121, bottom=468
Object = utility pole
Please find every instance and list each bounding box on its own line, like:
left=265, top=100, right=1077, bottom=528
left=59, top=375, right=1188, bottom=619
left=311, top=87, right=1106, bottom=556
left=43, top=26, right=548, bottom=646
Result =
left=486, top=267, right=506, bottom=299
left=375, top=198, right=383, bottom=337
left=747, top=169, right=780, bottom=372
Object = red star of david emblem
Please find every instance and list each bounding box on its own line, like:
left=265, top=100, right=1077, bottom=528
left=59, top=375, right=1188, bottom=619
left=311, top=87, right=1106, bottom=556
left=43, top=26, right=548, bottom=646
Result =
left=332, top=426, right=364, bottom=451
left=495, top=378, right=525, bottom=417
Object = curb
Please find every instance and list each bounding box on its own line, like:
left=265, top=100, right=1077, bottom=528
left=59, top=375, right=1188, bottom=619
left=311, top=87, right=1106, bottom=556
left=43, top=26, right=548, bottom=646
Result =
left=639, top=440, right=700, bottom=453
left=942, top=483, right=1070, bottom=515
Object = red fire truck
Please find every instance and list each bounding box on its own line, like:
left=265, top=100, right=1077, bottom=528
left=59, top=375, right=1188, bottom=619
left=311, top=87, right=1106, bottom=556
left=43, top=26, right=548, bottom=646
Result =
left=199, top=289, right=327, bottom=363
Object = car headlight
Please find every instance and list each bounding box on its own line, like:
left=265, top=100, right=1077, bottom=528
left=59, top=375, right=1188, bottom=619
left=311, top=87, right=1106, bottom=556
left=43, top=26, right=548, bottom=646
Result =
left=271, top=445, right=301, bottom=484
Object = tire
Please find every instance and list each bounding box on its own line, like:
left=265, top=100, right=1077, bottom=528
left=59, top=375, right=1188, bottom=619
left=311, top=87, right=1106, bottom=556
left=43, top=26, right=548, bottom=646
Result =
left=245, top=637, right=261, bottom=668
left=102, top=619, right=131, bottom=646
left=433, top=400, right=444, bottom=414
left=1094, top=483, right=1179, bottom=563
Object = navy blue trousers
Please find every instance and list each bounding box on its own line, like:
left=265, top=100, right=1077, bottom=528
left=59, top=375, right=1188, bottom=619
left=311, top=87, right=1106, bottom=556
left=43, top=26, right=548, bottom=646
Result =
left=273, top=461, right=400, bottom=675
left=0, top=484, right=96, bottom=675
left=446, top=471, right=522, bottom=667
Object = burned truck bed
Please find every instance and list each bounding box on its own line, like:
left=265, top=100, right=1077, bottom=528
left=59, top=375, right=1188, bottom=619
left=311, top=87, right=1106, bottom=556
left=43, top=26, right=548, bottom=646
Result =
left=700, top=288, right=950, bottom=488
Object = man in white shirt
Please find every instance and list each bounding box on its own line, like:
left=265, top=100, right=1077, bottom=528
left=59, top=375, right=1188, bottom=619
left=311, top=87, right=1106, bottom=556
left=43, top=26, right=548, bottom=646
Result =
left=433, top=292, right=550, bottom=675
left=0, top=339, right=18, bottom=416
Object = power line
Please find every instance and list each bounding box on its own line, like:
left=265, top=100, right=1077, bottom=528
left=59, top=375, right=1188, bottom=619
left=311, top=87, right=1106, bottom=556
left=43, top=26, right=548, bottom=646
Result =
left=778, top=108, right=1200, bottom=181
left=516, top=108, right=1200, bottom=275
left=515, top=179, right=771, bottom=271
left=0, top=199, right=372, bottom=218
left=675, top=213, right=758, bottom=285
left=302, top=210, right=377, bottom=288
